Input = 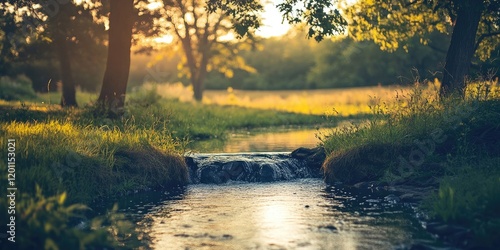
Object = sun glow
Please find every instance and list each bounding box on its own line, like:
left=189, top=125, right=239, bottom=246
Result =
left=153, top=34, right=174, bottom=44
left=147, top=1, right=163, bottom=10
left=257, top=3, right=290, bottom=38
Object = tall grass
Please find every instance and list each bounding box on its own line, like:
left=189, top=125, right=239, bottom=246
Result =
left=320, top=79, right=500, bottom=247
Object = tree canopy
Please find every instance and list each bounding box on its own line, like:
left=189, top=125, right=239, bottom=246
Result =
left=152, top=0, right=256, bottom=101
left=343, top=0, right=500, bottom=96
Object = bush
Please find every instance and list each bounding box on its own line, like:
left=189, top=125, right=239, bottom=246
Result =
left=0, top=75, right=37, bottom=101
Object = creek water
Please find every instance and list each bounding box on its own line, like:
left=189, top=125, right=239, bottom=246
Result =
left=96, top=129, right=441, bottom=249
left=187, top=128, right=326, bottom=153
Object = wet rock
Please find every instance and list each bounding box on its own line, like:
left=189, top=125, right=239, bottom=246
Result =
left=425, top=222, right=473, bottom=248
left=318, top=225, right=337, bottom=232
left=399, top=193, right=418, bottom=203
left=199, top=166, right=228, bottom=184
left=260, top=164, right=278, bottom=182
left=291, top=147, right=315, bottom=159
left=291, top=146, right=326, bottom=177
left=222, top=161, right=250, bottom=180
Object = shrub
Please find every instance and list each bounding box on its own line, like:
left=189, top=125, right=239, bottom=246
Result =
left=0, top=75, right=37, bottom=101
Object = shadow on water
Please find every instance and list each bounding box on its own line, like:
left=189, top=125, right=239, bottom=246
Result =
left=98, top=179, right=440, bottom=249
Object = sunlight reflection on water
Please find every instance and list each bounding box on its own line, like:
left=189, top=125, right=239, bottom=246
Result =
left=109, top=179, right=434, bottom=250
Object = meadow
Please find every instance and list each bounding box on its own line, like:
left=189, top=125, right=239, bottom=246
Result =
left=144, top=81, right=425, bottom=116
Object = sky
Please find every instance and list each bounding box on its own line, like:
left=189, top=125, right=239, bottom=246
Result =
left=256, top=3, right=291, bottom=38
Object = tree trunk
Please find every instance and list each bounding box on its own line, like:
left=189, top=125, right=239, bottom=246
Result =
left=193, top=77, right=204, bottom=101
left=98, top=0, right=134, bottom=114
left=55, top=32, right=78, bottom=107
left=440, top=1, right=483, bottom=98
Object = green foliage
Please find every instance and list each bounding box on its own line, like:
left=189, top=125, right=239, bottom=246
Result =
left=203, top=30, right=447, bottom=90
left=0, top=75, right=37, bottom=101
left=0, top=1, right=107, bottom=92
left=207, top=0, right=347, bottom=41
left=321, top=83, right=442, bottom=154
left=0, top=187, right=129, bottom=250
left=307, top=35, right=448, bottom=88
left=158, top=0, right=258, bottom=100
left=199, top=32, right=317, bottom=90
left=277, top=0, right=347, bottom=41
left=344, top=0, right=500, bottom=60
left=206, top=0, right=263, bottom=37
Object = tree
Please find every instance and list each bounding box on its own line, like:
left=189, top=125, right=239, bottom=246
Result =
left=343, top=0, right=500, bottom=97
left=97, top=0, right=166, bottom=113
left=155, top=0, right=256, bottom=101
left=97, top=0, right=135, bottom=113
left=47, top=3, right=105, bottom=107
left=1, top=1, right=107, bottom=107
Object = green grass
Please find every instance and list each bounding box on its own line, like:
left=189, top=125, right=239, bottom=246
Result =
left=320, top=83, right=500, bottom=247
left=0, top=118, right=188, bottom=204
left=424, top=159, right=500, bottom=247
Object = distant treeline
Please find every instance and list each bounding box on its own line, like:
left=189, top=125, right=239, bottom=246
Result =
left=136, top=30, right=497, bottom=90
left=206, top=33, right=448, bottom=90
left=3, top=30, right=498, bottom=92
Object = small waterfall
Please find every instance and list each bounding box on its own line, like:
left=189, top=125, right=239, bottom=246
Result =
left=184, top=151, right=323, bottom=184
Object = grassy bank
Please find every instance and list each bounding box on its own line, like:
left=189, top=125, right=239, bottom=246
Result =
left=321, top=83, right=500, bottom=247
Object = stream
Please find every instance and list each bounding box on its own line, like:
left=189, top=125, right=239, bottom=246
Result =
left=96, top=129, right=443, bottom=249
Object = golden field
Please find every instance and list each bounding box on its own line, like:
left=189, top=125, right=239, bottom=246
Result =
left=145, top=81, right=440, bottom=116
left=27, top=79, right=498, bottom=117
left=146, top=79, right=499, bottom=117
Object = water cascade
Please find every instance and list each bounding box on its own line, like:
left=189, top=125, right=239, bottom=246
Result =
left=184, top=147, right=325, bottom=184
